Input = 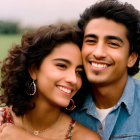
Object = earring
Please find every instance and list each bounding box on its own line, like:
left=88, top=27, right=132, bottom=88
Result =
left=66, top=99, right=76, bottom=111
left=26, top=80, right=36, bottom=96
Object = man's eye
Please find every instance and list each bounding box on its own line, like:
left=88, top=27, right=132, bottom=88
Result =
left=84, top=39, right=97, bottom=46
left=85, top=39, right=96, bottom=43
left=108, top=42, right=120, bottom=47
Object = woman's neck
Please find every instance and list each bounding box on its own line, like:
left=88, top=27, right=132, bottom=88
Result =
left=14, top=96, right=63, bottom=135
left=27, top=99, right=63, bottom=129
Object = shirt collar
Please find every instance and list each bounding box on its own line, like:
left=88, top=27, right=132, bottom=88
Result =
left=79, top=91, right=97, bottom=116
left=115, top=75, right=135, bottom=115
left=82, top=93, right=94, bottom=110
left=80, top=75, right=135, bottom=115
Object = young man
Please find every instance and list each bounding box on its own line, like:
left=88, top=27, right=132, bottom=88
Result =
left=70, top=0, right=140, bottom=139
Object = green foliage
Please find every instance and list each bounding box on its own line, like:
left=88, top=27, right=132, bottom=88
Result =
left=0, top=20, right=20, bottom=34
left=0, top=34, right=21, bottom=87
left=134, top=72, right=140, bottom=79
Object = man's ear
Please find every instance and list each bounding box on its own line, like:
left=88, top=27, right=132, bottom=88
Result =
left=28, top=64, right=37, bottom=80
left=127, top=52, right=138, bottom=68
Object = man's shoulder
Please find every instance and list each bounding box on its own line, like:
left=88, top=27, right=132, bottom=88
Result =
left=128, top=77, right=140, bottom=108
left=127, top=76, right=140, bottom=89
left=133, top=77, right=140, bottom=84
left=131, top=77, right=140, bottom=90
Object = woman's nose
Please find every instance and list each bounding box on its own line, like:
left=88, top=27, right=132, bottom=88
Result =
left=65, top=71, right=77, bottom=85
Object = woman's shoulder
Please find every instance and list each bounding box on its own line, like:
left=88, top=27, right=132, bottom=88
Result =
left=73, top=121, right=101, bottom=140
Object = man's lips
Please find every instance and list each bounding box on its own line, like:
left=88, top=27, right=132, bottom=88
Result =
left=91, top=62, right=108, bottom=68
left=88, top=60, right=111, bottom=71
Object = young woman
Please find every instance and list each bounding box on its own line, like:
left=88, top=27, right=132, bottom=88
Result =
left=0, top=24, right=101, bottom=140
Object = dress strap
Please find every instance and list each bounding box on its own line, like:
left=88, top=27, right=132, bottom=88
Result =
left=0, top=107, right=14, bottom=125
left=65, top=119, right=76, bottom=139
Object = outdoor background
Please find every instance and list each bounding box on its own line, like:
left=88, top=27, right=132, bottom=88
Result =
left=0, top=0, right=140, bottom=79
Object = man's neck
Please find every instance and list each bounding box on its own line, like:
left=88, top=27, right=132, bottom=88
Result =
left=91, top=75, right=128, bottom=109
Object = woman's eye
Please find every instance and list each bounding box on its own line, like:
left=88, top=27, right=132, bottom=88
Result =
left=76, top=70, right=83, bottom=77
left=56, top=64, right=67, bottom=69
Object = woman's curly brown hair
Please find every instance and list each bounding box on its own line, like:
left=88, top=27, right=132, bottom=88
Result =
left=0, top=24, right=83, bottom=116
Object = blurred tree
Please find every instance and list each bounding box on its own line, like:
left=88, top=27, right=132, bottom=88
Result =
left=0, top=20, right=20, bottom=34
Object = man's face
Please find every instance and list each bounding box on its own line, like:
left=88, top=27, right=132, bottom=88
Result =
left=82, top=17, right=137, bottom=86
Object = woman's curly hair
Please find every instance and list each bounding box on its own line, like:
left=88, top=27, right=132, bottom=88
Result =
left=0, top=24, right=83, bottom=116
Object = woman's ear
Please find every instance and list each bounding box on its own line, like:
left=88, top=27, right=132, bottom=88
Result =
left=28, top=64, right=37, bottom=80
left=127, top=52, right=138, bottom=68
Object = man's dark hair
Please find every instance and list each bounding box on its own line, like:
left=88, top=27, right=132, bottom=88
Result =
left=77, top=0, right=140, bottom=76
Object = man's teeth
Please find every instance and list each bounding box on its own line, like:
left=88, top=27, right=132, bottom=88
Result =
left=58, top=86, right=72, bottom=93
left=91, top=62, right=107, bottom=68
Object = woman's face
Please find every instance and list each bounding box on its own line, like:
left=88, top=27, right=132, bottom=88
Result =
left=29, top=42, right=83, bottom=108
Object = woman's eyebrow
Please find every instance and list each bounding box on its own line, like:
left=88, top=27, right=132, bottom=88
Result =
left=77, top=65, right=83, bottom=69
left=53, top=58, right=83, bottom=69
left=53, top=58, right=71, bottom=64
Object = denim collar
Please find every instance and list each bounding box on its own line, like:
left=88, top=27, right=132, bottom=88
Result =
left=79, top=88, right=97, bottom=117
left=115, top=75, right=135, bottom=115
left=79, top=75, right=135, bottom=116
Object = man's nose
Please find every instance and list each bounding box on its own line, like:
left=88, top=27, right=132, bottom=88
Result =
left=92, top=42, right=107, bottom=59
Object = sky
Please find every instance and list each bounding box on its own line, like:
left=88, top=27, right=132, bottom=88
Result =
left=0, top=0, right=140, bottom=27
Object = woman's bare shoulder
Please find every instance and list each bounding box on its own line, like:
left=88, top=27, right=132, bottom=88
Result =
left=72, top=121, right=101, bottom=140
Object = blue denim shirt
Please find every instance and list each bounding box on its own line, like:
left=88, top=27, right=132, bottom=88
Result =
left=70, top=76, right=140, bottom=140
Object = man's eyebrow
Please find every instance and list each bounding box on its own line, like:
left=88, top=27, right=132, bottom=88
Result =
left=84, top=34, right=97, bottom=39
left=53, top=58, right=71, bottom=64
left=84, top=34, right=124, bottom=44
left=106, top=35, right=124, bottom=44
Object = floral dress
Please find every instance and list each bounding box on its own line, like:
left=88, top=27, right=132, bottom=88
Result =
left=65, top=119, right=76, bottom=139
left=0, top=106, right=14, bottom=125
left=0, top=106, right=76, bottom=139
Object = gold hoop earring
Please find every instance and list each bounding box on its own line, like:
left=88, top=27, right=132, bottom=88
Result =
left=66, top=99, right=76, bottom=111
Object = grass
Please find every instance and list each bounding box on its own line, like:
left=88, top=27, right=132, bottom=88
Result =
left=0, top=34, right=21, bottom=61
left=0, top=34, right=140, bottom=79
left=134, top=72, right=140, bottom=79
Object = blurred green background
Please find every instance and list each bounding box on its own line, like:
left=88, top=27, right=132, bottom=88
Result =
left=0, top=34, right=21, bottom=60
left=0, top=34, right=140, bottom=79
